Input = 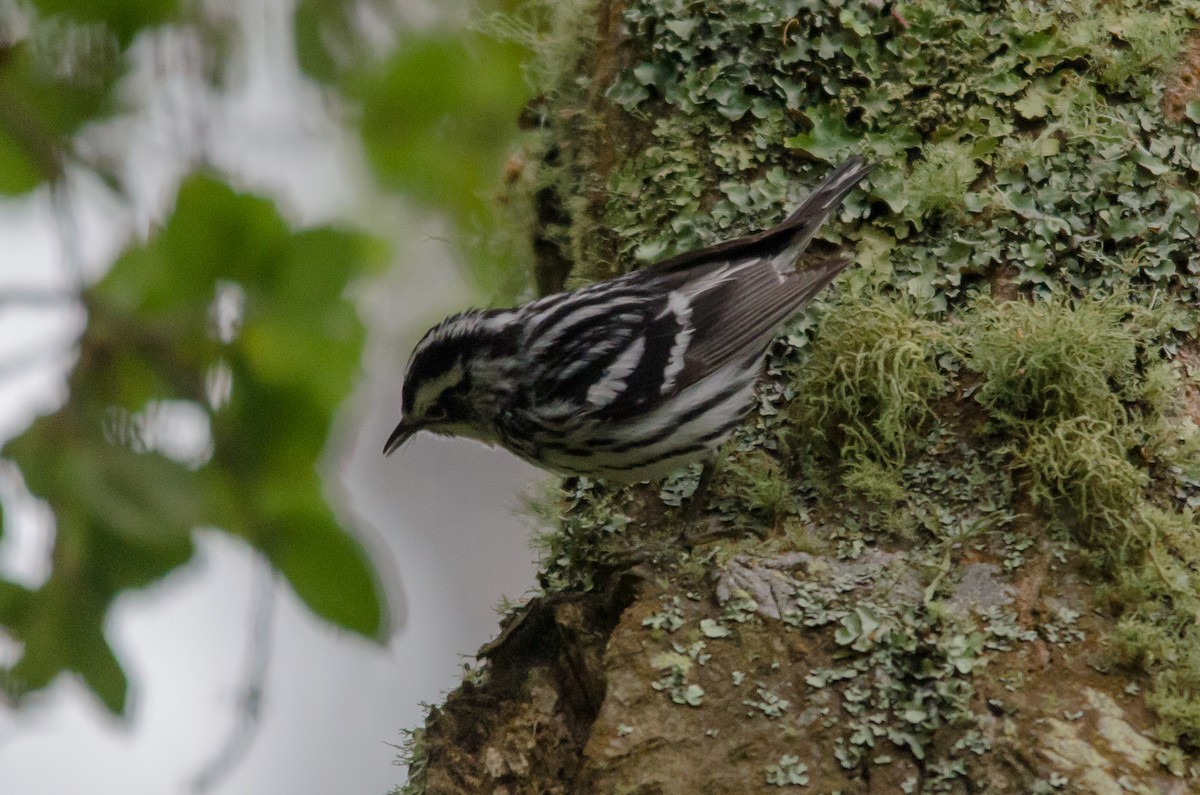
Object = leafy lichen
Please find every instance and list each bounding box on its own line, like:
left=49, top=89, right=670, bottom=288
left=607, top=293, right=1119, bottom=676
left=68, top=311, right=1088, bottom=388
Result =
left=595, top=0, right=1200, bottom=311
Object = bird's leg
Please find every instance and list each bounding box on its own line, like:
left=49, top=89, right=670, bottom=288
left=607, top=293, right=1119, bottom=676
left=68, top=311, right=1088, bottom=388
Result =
left=678, top=461, right=724, bottom=546
left=679, top=459, right=777, bottom=548
left=685, top=461, right=716, bottom=519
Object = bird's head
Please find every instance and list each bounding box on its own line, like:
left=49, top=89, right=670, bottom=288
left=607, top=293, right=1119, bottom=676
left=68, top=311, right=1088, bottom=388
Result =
left=383, top=309, right=513, bottom=455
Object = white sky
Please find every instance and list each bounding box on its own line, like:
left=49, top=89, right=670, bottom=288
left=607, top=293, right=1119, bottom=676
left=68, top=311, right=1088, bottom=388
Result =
left=0, top=1, right=541, bottom=793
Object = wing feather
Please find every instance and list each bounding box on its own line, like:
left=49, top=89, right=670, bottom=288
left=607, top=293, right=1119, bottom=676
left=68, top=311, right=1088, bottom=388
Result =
left=677, top=255, right=850, bottom=381
left=519, top=157, right=870, bottom=423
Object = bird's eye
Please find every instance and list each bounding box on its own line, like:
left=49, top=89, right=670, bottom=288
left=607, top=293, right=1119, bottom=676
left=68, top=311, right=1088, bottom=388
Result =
left=424, top=405, right=448, bottom=422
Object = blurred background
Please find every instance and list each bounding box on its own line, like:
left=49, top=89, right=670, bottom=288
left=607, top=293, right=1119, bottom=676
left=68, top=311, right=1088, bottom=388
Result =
left=0, top=0, right=546, bottom=792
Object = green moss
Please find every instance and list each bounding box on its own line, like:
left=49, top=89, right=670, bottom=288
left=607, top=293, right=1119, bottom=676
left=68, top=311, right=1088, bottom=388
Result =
left=1106, top=506, right=1200, bottom=749
left=711, top=450, right=797, bottom=532
left=969, top=295, right=1140, bottom=429
left=528, top=476, right=645, bottom=591
left=1069, top=4, right=1192, bottom=91
left=905, top=141, right=979, bottom=222
left=1020, top=416, right=1148, bottom=553
left=965, top=295, right=1160, bottom=544
left=390, top=725, right=429, bottom=795
left=840, top=456, right=909, bottom=505
left=790, top=294, right=955, bottom=471
left=964, top=293, right=1200, bottom=746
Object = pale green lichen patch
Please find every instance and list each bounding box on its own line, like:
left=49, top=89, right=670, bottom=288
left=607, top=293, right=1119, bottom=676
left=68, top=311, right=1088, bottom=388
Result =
left=1086, top=688, right=1163, bottom=771
left=594, top=0, right=1200, bottom=313
left=1039, top=687, right=1177, bottom=795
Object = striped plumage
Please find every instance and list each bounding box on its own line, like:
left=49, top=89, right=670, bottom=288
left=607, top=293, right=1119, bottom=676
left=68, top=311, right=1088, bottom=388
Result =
left=384, top=157, right=872, bottom=481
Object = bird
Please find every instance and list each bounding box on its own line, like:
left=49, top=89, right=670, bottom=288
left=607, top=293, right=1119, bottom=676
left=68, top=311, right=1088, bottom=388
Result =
left=383, top=157, right=872, bottom=482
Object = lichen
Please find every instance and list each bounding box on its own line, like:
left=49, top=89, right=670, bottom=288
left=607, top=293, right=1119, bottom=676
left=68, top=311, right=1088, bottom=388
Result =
left=596, top=0, right=1200, bottom=311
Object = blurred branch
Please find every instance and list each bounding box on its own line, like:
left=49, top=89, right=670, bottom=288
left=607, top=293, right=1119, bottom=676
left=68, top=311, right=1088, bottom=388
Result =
left=0, top=289, right=79, bottom=308
left=190, top=562, right=275, bottom=794
left=50, top=181, right=83, bottom=287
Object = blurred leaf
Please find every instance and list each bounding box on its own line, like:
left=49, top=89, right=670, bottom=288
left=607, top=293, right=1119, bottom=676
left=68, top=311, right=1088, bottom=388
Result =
left=0, top=561, right=140, bottom=714
left=262, top=515, right=384, bottom=640
left=358, top=33, right=527, bottom=205
left=0, top=34, right=120, bottom=194
left=100, top=175, right=292, bottom=316
left=294, top=0, right=356, bottom=83
left=30, top=0, right=180, bottom=47
left=356, top=32, right=530, bottom=290
left=0, top=126, right=45, bottom=194
left=1, top=173, right=389, bottom=712
left=74, top=623, right=128, bottom=714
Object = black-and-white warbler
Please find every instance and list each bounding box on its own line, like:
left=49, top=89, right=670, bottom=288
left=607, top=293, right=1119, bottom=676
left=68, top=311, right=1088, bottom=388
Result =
left=384, top=157, right=872, bottom=481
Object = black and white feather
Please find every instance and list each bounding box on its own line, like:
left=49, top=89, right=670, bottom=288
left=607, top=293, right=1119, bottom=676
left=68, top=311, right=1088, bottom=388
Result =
left=385, top=157, right=873, bottom=481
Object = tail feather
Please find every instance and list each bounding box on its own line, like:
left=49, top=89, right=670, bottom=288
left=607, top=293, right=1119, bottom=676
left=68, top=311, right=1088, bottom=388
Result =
left=645, top=156, right=873, bottom=277
left=771, top=156, right=874, bottom=268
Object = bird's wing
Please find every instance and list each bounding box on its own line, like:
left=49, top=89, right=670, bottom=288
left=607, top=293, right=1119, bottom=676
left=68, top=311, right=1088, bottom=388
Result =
left=627, top=155, right=871, bottom=392
left=519, top=156, right=870, bottom=419
left=519, top=255, right=848, bottom=421
left=655, top=254, right=851, bottom=391
left=519, top=283, right=670, bottom=418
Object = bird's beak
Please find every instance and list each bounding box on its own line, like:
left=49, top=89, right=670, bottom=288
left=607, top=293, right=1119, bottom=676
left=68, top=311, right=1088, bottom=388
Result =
left=382, top=418, right=420, bottom=456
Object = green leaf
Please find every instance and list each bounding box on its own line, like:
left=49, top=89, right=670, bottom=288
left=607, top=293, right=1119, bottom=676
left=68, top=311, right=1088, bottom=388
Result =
left=2, top=566, right=133, bottom=714
left=99, top=173, right=292, bottom=316
left=68, top=442, right=209, bottom=545
left=73, top=622, right=129, bottom=714
left=0, top=131, right=45, bottom=194
left=356, top=32, right=529, bottom=290
left=293, top=0, right=347, bottom=83
left=0, top=34, right=120, bottom=194
left=357, top=33, right=527, bottom=212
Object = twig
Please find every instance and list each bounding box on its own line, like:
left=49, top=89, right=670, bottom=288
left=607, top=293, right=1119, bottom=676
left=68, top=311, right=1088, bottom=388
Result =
left=189, top=563, right=275, bottom=793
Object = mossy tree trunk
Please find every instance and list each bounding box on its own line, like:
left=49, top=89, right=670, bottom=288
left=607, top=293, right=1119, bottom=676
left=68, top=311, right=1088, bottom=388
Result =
left=401, top=0, right=1200, bottom=792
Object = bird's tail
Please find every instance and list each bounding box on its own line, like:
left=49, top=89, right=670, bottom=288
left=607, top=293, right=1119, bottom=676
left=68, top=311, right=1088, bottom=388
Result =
left=771, top=156, right=874, bottom=269
left=640, top=156, right=873, bottom=278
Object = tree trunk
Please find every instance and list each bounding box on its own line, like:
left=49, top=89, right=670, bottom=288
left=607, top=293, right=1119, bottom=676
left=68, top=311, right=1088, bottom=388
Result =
left=401, top=0, right=1200, bottom=792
